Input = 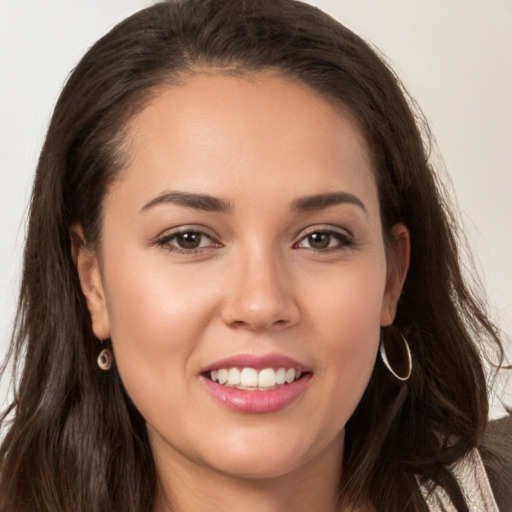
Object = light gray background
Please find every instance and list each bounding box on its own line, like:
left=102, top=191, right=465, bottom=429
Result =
left=1, top=0, right=511, bottom=417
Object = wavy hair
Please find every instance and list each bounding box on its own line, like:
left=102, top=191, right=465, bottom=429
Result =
left=0, top=1, right=504, bottom=510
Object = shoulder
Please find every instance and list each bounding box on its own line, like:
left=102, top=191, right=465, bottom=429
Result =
left=480, top=412, right=512, bottom=512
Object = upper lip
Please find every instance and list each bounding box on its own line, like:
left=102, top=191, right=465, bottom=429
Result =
left=201, top=352, right=311, bottom=373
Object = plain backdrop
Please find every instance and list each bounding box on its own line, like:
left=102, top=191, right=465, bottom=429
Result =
left=1, top=0, right=511, bottom=417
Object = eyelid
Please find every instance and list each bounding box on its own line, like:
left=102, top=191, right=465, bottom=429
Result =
left=154, top=224, right=219, bottom=239
left=296, top=224, right=352, bottom=240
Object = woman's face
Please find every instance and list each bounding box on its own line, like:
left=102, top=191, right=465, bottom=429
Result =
left=78, top=73, right=408, bottom=482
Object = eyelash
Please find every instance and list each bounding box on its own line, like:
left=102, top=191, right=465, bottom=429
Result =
left=293, top=228, right=353, bottom=252
left=155, top=229, right=221, bottom=254
left=154, top=227, right=353, bottom=254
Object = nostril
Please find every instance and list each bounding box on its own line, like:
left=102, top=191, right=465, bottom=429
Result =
left=230, top=320, right=247, bottom=329
left=227, top=317, right=291, bottom=330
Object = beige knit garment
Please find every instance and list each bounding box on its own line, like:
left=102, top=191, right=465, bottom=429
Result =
left=420, top=449, right=499, bottom=511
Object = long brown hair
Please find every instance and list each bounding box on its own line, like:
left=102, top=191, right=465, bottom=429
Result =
left=0, top=1, right=504, bottom=510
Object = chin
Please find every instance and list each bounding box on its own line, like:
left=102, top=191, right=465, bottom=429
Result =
left=197, top=431, right=326, bottom=481
left=211, top=452, right=305, bottom=481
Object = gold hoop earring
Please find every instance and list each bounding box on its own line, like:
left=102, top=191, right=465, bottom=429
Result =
left=379, top=326, right=412, bottom=382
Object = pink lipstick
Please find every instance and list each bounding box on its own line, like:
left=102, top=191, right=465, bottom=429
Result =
left=200, top=353, right=312, bottom=414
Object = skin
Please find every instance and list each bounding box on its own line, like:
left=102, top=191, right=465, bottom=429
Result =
left=75, top=72, right=409, bottom=512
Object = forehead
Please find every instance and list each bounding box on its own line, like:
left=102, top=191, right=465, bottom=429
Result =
left=114, top=71, right=378, bottom=214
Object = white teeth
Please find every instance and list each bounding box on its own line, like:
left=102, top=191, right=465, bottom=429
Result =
left=285, top=368, right=296, bottom=384
left=228, top=368, right=241, bottom=385
left=276, top=367, right=286, bottom=385
left=258, top=368, right=276, bottom=388
left=218, top=368, right=228, bottom=385
left=209, top=366, right=304, bottom=390
left=240, top=368, right=258, bottom=387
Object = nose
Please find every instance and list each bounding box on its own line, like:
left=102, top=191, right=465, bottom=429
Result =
left=220, top=249, right=300, bottom=331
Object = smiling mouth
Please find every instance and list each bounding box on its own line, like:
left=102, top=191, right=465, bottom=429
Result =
left=205, top=367, right=308, bottom=391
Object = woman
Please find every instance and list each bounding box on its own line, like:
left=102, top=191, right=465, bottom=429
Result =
left=0, top=0, right=509, bottom=510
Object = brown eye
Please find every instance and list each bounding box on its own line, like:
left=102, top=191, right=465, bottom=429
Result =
left=296, top=229, right=351, bottom=251
left=176, top=232, right=203, bottom=249
left=307, top=232, right=331, bottom=249
left=156, top=229, right=220, bottom=253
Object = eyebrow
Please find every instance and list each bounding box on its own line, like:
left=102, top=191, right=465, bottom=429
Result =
left=140, top=191, right=232, bottom=214
left=140, top=190, right=366, bottom=215
left=292, top=192, right=367, bottom=213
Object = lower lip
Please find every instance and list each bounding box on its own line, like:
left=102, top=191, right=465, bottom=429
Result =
left=202, top=374, right=311, bottom=414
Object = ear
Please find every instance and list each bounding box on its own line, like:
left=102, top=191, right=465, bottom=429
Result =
left=380, top=223, right=410, bottom=327
left=70, top=224, right=111, bottom=340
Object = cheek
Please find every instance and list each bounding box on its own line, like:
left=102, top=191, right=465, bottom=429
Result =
left=103, top=245, right=217, bottom=340
left=305, top=260, right=385, bottom=414
left=319, top=291, right=381, bottom=383
left=306, top=255, right=386, bottom=343
left=99, top=250, right=218, bottom=410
